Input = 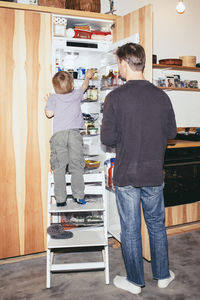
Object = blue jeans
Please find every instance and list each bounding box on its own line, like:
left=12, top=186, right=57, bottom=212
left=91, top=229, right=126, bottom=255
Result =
left=115, top=184, right=170, bottom=287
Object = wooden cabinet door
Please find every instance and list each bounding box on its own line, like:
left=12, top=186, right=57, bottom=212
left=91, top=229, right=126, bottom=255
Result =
left=0, top=7, right=52, bottom=258
left=112, top=4, right=152, bottom=82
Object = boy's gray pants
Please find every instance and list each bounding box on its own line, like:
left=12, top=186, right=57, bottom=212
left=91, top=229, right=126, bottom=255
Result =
left=50, top=129, right=85, bottom=203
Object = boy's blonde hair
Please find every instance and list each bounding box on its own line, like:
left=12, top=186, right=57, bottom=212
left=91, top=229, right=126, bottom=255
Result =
left=52, top=71, right=74, bottom=94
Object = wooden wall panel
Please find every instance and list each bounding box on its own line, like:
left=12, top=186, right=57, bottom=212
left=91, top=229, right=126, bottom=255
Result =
left=113, top=4, right=152, bottom=82
left=24, top=11, right=44, bottom=254
left=38, top=13, right=52, bottom=250
left=13, top=10, right=27, bottom=255
left=0, top=8, right=20, bottom=258
left=0, top=8, right=52, bottom=258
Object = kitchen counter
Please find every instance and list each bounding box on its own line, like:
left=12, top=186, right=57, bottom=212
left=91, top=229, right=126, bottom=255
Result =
left=108, top=139, right=200, bottom=261
left=167, top=139, right=200, bottom=148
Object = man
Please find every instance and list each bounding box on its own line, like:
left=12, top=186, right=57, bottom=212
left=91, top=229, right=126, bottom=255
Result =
left=101, top=43, right=177, bottom=295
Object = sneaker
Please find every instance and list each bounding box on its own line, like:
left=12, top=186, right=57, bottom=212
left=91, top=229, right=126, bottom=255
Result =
left=113, top=275, right=141, bottom=295
left=75, top=198, right=86, bottom=205
left=47, top=224, right=73, bottom=239
left=56, top=201, right=67, bottom=207
left=158, top=270, right=175, bottom=288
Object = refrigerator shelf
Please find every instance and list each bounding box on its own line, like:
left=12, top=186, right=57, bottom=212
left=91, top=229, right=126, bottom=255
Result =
left=100, top=85, right=121, bottom=91
left=81, top=99, right=98, bottom=103
left=82, top=134, right=100, bottom=137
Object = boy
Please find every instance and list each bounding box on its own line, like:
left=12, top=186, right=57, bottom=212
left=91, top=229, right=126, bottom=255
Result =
left=45, top=70, right=93, bottom=207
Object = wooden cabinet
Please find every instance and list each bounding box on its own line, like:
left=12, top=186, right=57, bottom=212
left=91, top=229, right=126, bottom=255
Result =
left=0, top=2, right=152, bottom=259
left=0, top=6, right=52, bottom=258
left=113, top=4, right=152, bottom=82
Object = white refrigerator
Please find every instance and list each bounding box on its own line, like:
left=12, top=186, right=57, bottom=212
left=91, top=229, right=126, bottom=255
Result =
left=52, top=14, right=139, bottom=169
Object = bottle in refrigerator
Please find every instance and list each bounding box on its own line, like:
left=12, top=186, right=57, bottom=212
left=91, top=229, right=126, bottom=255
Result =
left=108, top=158, right=115, bottom=188
left=106, top=69, right=115, bottom=86
left=114, top=70, right=118, bottom=86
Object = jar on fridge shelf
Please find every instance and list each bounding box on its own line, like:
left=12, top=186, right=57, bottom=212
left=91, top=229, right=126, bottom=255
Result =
left=86, top=122, right=95, bottom=135
left=90, top=86, right=98, bottom=101
left=86, top=86, right=91, bottom=100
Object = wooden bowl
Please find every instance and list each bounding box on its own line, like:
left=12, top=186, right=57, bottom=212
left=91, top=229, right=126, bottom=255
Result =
left=159, top=59, right=182, bottom=66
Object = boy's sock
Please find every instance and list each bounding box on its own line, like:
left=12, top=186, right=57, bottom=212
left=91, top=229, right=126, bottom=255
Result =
left=74, top=198, right=86, bottom=205
left=76, top=198, right=86, bottom=205
left=158, top=270, right=175, bottom=288
left=113, top=275, right=141, bottom=295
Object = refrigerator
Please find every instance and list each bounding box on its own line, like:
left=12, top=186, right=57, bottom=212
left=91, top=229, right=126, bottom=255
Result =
left=52, top=13, right=139, bottom=174
left=51, top=13, right=140, bottom=241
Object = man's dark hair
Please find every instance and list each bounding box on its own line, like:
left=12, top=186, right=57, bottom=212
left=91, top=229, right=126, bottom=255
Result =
left=116, top=43, right=146, bottom=72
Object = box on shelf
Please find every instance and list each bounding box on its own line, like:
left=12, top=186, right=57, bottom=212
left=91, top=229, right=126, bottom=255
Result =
left=65, top=0, right=101, bottom=13
left=39, top=0, right=66, bottom=8
left=179, top=56, right=196, bottom=67
left=53, top=15, right=67, bottom=37
left=17, top=0, right=38, bottom=4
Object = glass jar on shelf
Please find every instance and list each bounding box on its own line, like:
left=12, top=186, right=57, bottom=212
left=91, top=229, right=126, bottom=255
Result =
left=90, top=86, right=98, bottom=101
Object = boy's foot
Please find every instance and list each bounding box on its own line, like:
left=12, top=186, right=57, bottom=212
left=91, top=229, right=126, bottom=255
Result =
left=56, top=201, right=67, bottom=207
left=113, top=275, right=141, bottom=295
left=75, top=198, right=86, bottom=205
left=158, top=270, right=175, bottom=288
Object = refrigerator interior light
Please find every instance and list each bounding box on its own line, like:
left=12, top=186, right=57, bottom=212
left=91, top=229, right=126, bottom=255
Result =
left=176, top=1, right=185, bottom=14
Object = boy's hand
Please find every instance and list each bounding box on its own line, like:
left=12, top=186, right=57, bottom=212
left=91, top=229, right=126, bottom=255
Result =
left=43, top=92, right=51, bottom=102
left=85, top=69, right=94, bottom=80
left=81, top=70, right=95, bottom=92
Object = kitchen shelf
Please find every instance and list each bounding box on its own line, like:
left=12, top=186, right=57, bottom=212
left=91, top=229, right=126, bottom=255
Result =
left=153, top=64, right=200, bottom=72
left=82, top=134, right=100, bottom=137
left=158, top=86, right=200, bottom=92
